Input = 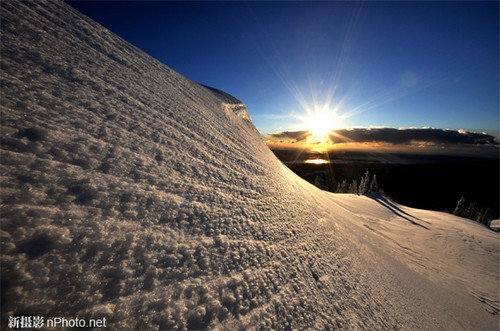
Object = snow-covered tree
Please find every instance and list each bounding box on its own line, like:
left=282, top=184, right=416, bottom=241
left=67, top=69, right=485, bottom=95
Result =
left=369, top=174, right=378, bottom=194
left=348, top=179, right=358, bottom=194
left=335, top=180, right=348, bottom=193
left=453, top=197, right=466, bottom=217
left=358, top=171, right=370, bottom=195
left=343, top=180, right=349, bottom=193
left=475, top=207, right=492, bottom=226
left=464, top=201, right=477, bottom=220
left=475, top=208, right=485, bottom=223
left=481, top=208, right=492, bottom=226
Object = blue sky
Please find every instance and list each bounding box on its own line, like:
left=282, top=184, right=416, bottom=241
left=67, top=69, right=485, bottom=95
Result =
left=69, top=1, right=499, bottom=137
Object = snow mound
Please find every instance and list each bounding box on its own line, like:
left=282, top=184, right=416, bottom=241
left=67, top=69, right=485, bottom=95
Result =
left=1, top=1, right=498, bottom=330
left=490, top=219, right=500, bottom=231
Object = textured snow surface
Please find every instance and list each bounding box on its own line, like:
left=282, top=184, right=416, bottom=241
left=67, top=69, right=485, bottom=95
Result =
left=1, top=2, right=498, bottom=330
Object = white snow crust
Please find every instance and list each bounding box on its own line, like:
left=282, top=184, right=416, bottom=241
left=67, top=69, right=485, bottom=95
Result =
left=1, top=2, right=498, bottom=330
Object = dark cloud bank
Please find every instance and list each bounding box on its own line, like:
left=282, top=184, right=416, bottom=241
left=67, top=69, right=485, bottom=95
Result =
left=267, top=128, right=499, bottom=146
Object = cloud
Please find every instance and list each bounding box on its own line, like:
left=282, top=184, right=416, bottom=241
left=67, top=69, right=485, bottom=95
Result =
left=266, top=130, right=310, bottom=143
left=265, top=128, right=499, bottom=146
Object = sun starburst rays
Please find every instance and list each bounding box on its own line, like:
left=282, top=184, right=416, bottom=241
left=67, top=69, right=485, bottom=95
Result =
left=294, top=102, right=346, bottom=148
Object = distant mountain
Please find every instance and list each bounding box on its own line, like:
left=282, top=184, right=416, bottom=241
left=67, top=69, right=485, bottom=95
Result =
left=1, top=1, right=497, bottom=329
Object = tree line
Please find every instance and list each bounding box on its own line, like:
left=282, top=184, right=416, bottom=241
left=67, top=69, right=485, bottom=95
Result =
left=316, top=171, right=494, bottom=228
left=331, top=171, right=385, bottom=196
left=452, top=197, right=493, bottom=227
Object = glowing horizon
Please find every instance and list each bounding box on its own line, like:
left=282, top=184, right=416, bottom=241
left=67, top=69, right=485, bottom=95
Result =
left=264, top=126, right=499, bottom=157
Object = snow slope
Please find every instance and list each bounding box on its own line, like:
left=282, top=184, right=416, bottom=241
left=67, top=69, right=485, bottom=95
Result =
left=1, top=1, right=498, bottom=329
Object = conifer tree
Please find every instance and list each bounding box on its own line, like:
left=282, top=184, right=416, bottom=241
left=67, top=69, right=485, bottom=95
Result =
left=465, top=201, right=477, bottom=219
left=358, top=171, right=370, bottom=195
left=348, top=179, right=358, bottom=194
left=453, top=197, right=466, bottom=217
left=475, top=208, right=485, bottom=223
left=481, top=208, right=492, bottom=226
left=369, top=174, right=378, bottom=194
left=336, top=179, right=348, bottom=193
left=340, top=179, right=348, bottom=193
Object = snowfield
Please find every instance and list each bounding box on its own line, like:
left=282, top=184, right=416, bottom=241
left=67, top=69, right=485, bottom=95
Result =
left=1, top=1, right=498, bottom=330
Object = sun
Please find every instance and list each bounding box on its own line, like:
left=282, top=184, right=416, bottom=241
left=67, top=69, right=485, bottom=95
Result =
left=305, top=111, right=335, bottom=137
left=299, top=104, right=343, bottom=144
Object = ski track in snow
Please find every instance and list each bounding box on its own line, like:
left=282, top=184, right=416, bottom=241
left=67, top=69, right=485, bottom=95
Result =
left=1, top=2, right=498, bottom=330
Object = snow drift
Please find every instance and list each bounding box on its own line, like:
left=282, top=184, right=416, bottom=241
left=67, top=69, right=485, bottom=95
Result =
left=1, top=2, right=498, bottom=330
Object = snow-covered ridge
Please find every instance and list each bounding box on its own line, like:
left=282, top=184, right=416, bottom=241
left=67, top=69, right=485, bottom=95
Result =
left=1, top=1, right=498, bottom=330
left=222, top=103, right=251, bottom=121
